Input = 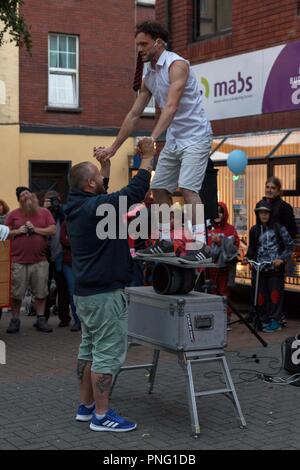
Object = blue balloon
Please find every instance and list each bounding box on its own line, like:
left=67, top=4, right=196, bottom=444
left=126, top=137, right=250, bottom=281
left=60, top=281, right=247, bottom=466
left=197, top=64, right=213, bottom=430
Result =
left=227, top=150, right=248, bottom=174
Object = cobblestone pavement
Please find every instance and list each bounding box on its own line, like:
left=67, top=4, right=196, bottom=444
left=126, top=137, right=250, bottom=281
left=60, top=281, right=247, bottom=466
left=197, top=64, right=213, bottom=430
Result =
left=0, top=310, right=300, bottom=450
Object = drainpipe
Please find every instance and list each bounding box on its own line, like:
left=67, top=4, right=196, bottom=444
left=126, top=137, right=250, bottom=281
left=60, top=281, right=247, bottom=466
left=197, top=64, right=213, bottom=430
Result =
left=165, top=0, right=172, bottom=51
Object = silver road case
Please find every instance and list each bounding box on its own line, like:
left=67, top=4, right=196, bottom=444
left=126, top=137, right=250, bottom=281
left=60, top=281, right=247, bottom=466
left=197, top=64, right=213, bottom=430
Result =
left=127, top=286, right=227, bottom=352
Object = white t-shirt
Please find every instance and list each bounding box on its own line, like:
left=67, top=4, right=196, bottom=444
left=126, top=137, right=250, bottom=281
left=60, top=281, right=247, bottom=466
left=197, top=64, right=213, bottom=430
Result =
left=144, top=50, right=212, bottom=151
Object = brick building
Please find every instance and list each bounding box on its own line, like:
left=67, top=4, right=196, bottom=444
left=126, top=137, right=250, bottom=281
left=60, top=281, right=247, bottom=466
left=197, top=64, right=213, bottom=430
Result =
left=157, top=0, right=300, bottom=289
left=0, top=0, right=155, bottom=209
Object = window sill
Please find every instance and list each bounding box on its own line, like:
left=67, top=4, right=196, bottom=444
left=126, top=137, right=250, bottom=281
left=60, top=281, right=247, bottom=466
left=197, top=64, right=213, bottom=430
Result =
left=192, top=29, right=232, bottom=43
left=136, top=0, right=155, bottom=6
left=45, top=106, right=83, bottom=113
left=142, top=110, right=156, bottom=118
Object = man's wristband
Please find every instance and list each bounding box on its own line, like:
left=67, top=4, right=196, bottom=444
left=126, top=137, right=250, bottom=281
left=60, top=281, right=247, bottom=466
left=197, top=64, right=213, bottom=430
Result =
left=150, top=136, right=157, bottom=150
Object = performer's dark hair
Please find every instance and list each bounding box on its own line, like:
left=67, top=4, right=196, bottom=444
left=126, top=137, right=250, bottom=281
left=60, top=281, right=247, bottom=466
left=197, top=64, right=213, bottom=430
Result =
left=135, top=21, right=168, bottom=43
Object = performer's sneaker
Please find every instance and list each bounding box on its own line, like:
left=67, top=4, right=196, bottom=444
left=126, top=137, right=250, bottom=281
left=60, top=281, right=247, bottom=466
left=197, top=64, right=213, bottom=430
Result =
left=179, top=245, right=212, bottom=265
left=89, top=409, right=137, bottom=432
left=76, top=403, right=95, bottom=422
left=136, top=239, right=175, bottom=257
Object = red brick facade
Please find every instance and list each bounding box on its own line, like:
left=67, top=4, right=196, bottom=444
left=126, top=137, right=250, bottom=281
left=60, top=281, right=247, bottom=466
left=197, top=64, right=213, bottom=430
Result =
left=20, top=0, right=155, bottom=132
left=156, top=0, right=300, bottom=135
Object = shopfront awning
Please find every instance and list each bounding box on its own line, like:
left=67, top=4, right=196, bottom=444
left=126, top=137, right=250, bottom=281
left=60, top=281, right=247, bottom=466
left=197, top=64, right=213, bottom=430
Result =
left=210, top=129, right=300, bottom=161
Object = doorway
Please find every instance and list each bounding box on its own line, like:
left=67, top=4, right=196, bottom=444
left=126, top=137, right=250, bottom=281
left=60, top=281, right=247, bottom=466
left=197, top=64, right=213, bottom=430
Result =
left=29, top=161, right=71, bottom=204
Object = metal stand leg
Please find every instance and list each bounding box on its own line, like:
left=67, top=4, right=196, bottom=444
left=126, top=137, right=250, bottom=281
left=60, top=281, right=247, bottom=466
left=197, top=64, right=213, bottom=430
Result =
left=148, top=349, right=160, bottom=393
left=179, top=350, right=247, bottom=436
left=110, top=348, right=160, bottom=398
left=220, top=355, right=247, bottom=428
left=227, top=300, right=268, bottom=348
left=178, top=352, right=201, bottom=437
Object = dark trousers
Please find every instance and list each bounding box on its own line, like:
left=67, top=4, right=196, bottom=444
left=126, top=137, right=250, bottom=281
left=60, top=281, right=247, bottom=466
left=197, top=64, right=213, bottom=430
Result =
left=130, top=259, right=145, bottom=287
left=45, top=261, right=71, bottom=324
left=254, top=270, right=285, bottom=324
left=206, top=267, right=233, bottom=316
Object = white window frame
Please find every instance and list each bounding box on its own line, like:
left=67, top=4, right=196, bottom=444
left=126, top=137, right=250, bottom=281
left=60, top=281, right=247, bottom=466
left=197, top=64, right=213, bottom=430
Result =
left=142, top=63, right=156, bottom=116
left=136, top=0, right=155, bottom=6
left=48, top=33, right=79, bottom=108
left=143, top=95, right=156, bottom=116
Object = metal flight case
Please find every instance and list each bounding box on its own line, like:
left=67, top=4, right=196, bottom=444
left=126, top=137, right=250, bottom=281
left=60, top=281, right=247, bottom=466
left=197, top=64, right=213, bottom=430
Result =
left=111, top=286, right=247, bottom=436
left=127, top=287, right=227, bottom=352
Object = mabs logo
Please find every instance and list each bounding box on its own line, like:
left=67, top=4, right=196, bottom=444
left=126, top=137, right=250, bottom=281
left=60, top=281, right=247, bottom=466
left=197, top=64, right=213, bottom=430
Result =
left=200, top=77, right=210, bottom=98
left=214, top=72, right=253, bottom=97
left=200, top=72, right=253, bottom=99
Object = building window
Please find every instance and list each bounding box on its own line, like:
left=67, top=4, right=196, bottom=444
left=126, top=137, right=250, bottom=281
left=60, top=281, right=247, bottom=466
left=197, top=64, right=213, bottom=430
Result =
left=136, top=0, right=155, bottom=5
left=269, top=158, right=300, bottom=196
left=48, top=34, right=79, bottom=108
left=193, top=0, right=232, bottom=41
left=143, top=95, right=156, bottom=116
left=142, top=63, right=155, bottom=116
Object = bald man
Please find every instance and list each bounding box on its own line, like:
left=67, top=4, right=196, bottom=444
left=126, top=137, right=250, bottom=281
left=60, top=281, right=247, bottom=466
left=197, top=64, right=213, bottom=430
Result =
left=64, top=138, right=154, bottom=433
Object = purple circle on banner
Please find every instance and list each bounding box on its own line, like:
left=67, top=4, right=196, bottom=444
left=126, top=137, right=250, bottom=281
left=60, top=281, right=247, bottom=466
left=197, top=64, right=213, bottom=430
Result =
left=262, top=42, right=300, bottom=113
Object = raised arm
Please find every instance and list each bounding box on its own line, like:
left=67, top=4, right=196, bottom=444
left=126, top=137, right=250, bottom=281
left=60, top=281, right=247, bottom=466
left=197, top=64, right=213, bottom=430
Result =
left=94, top=84, right=152, bottom=161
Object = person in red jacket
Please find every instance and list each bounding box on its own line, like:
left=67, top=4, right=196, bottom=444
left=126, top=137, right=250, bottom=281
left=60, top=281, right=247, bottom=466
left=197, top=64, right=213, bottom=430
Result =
left=207, top=202, right=240, bottom=315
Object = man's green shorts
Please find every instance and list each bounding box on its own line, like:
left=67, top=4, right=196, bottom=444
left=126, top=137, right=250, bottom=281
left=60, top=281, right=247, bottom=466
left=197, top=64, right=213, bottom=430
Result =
left=74, top=289, right=128, bottom=376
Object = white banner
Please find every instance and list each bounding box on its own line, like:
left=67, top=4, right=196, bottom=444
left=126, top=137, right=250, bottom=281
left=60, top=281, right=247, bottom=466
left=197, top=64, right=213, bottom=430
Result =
left=193, top=41, right=300, bottom=120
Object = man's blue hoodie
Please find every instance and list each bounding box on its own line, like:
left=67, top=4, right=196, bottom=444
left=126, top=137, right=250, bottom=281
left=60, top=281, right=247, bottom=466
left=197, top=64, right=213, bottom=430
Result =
left=64, top=170, right=151, bottom=296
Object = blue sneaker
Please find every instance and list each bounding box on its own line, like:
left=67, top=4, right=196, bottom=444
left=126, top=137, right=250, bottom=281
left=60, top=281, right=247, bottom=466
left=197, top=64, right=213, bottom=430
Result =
left=89, top=409, right=137, bottom=432
left=76, top=403, right=95, bottom=422
left=262, top=320, right=282, bottom=333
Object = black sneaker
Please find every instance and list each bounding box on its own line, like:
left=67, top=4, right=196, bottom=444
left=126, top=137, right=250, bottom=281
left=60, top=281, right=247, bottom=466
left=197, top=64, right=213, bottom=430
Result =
left=280, top=314, right=287, bottom=328
left=136, top=240, right=175, bottom=257
left=36, top=316, right=53, bottom=333
left=70, top=322, right=81, bottom=332
left=58, top=320, right=71, bottom=327
left=179, top=245, right=212, bottom=265
left=6, top=318, right=20, bottom=334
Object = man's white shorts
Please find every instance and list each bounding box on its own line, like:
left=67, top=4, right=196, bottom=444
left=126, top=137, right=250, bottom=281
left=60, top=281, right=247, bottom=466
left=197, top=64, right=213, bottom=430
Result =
left=151, top=134, right=212, bottom=194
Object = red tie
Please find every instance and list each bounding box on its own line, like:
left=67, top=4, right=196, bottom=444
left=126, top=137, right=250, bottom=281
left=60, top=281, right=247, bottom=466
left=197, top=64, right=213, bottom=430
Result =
left=132, top=53, right=144, bottom=92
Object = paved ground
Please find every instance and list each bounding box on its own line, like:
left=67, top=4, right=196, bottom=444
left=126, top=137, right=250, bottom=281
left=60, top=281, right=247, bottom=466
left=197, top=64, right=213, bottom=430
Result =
left=0, top=307, right=300, bottom=451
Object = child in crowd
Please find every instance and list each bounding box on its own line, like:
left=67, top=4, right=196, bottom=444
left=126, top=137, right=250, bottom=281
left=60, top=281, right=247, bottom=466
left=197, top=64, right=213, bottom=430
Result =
left=207, top=202, right=240, bottom=320
left=243, top=200, right=293, bottom=333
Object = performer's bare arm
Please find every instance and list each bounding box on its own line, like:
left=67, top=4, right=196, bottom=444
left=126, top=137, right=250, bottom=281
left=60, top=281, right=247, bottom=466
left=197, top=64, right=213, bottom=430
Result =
left=94, top=85, right=152, bottom=161
left=150, top=60, right=189, bottom=141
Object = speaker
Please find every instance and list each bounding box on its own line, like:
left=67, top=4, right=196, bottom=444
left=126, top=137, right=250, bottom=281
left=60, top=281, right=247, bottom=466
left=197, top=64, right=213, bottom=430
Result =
left=199, top=157, right=218, bottom=221
left=284, top=335, right=300, bottom=374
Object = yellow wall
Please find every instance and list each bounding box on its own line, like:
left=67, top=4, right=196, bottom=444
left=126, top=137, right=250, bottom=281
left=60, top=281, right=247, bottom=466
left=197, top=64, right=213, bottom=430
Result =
left=20, top=132, right=132, bottom=189
left=0, top=30, right=20, bottom=210
left=0, top=28, right=133, bottom=210
left=0, top=125, right=20, bottom=211
left=0, top=31, right=19, bottom=123
left=2, top=130, right=134, bottom=211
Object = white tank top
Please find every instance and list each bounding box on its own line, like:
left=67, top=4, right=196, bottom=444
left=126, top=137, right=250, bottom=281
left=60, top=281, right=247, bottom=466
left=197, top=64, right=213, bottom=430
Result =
left=144, top=50, right=212, bottom=151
